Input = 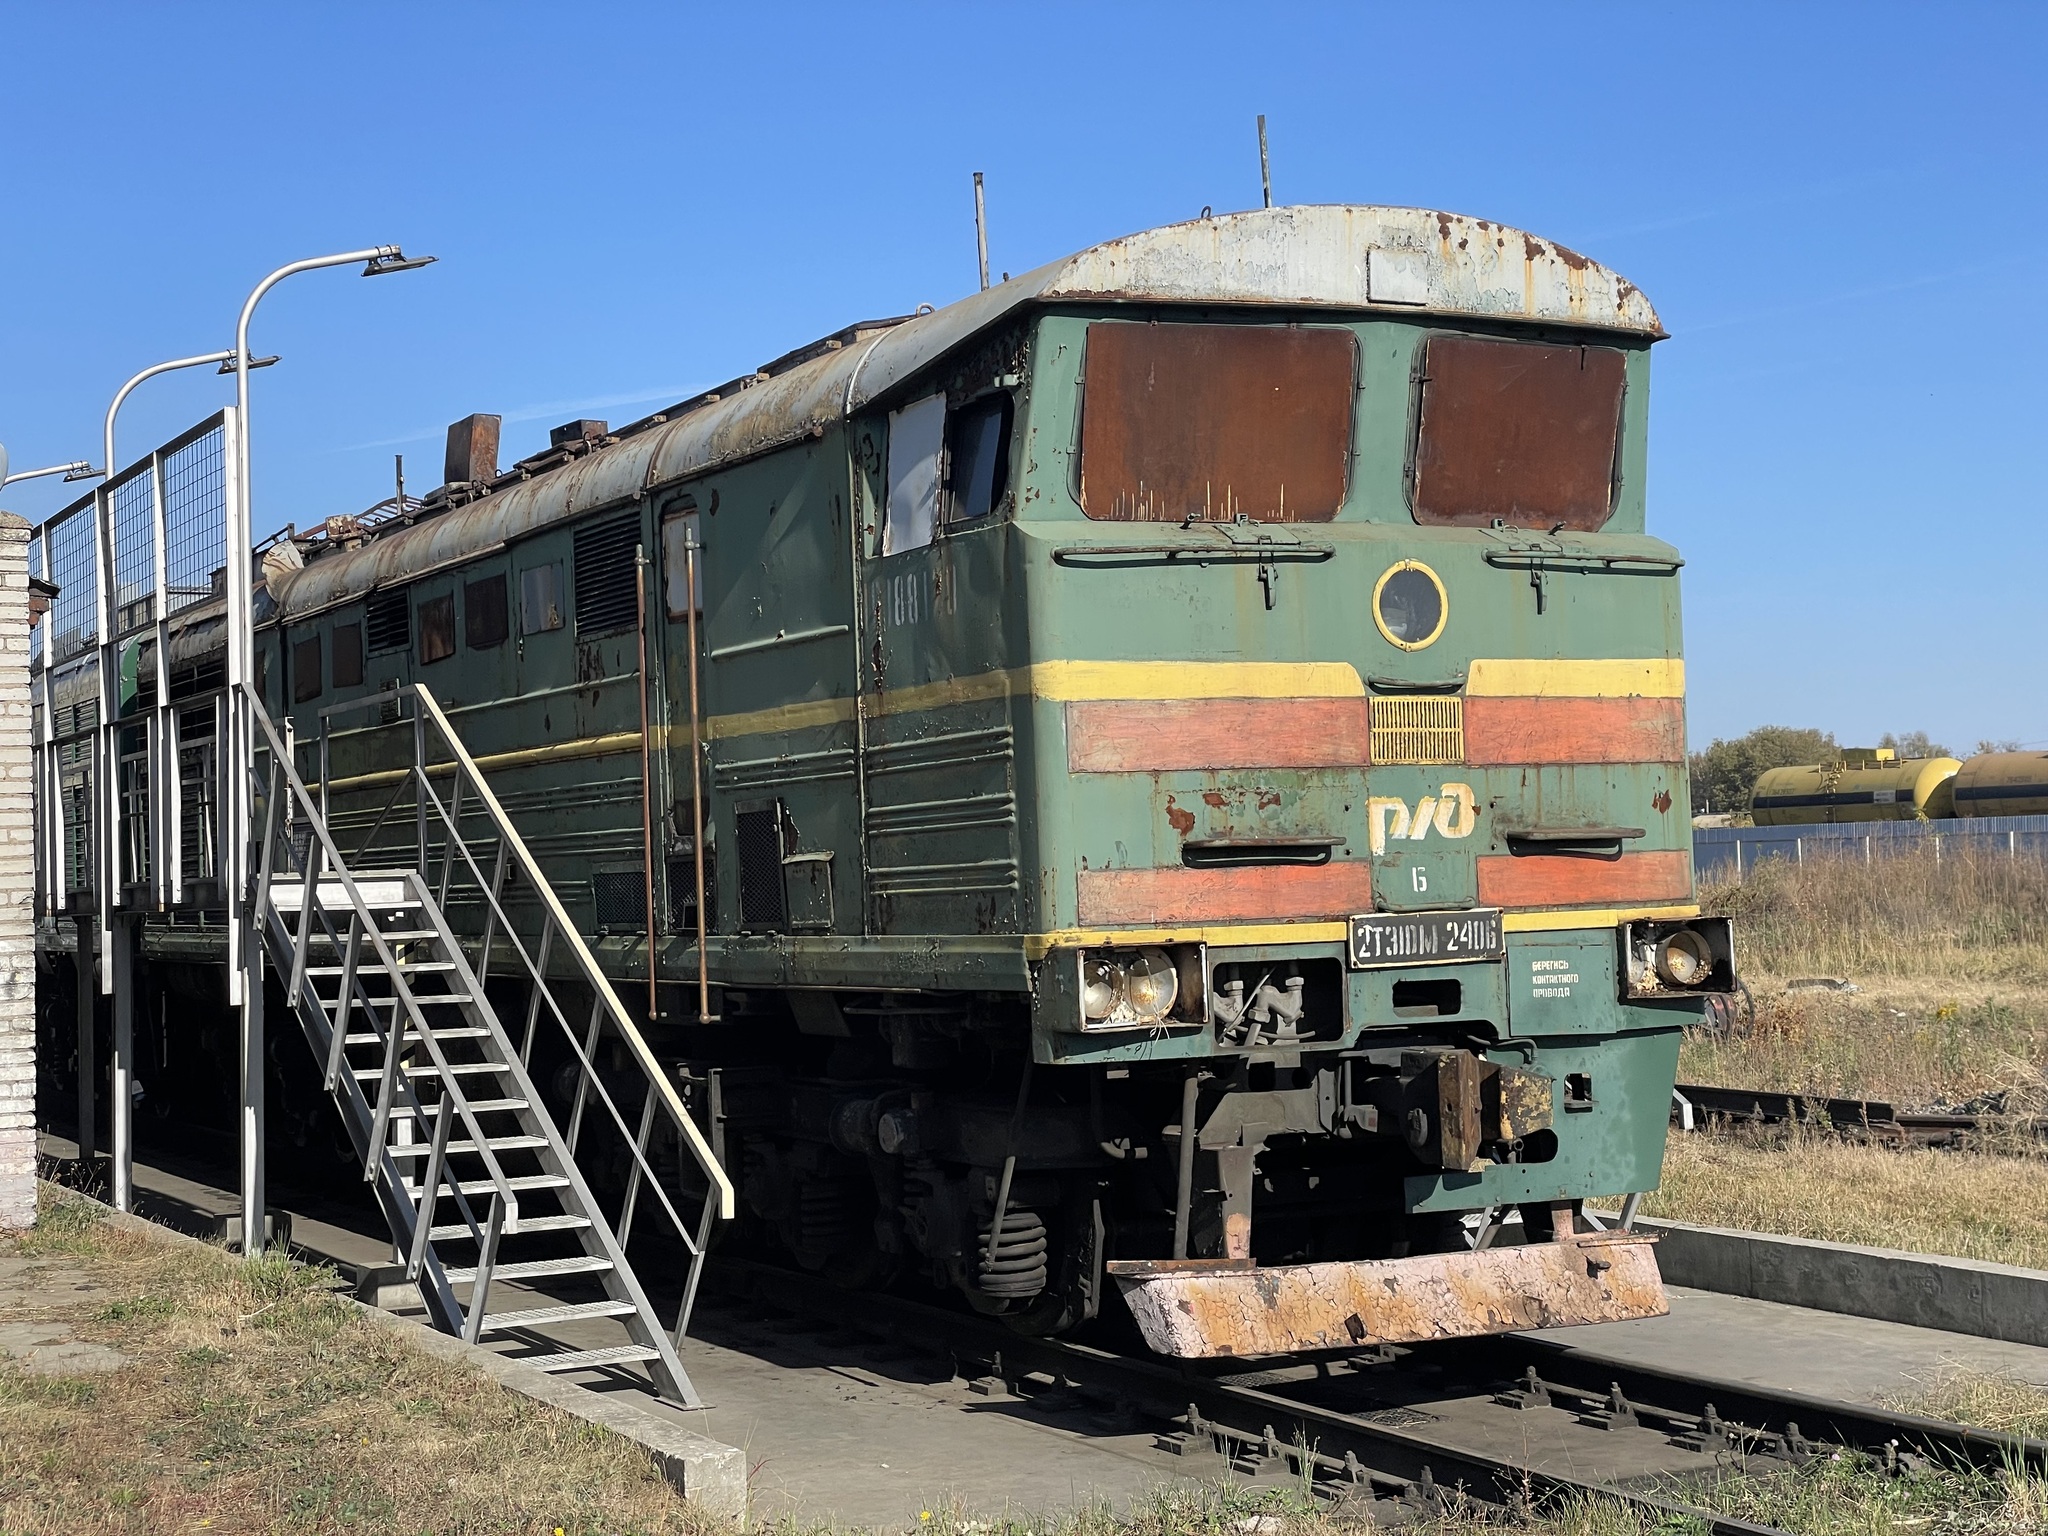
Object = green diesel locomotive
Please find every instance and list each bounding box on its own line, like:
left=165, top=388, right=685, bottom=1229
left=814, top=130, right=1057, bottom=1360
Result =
left=145, top=206, right=1737, bottom=1355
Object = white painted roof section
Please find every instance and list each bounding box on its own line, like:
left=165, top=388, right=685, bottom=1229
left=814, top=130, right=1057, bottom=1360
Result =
left=271, top=205, right=1658, bottom=620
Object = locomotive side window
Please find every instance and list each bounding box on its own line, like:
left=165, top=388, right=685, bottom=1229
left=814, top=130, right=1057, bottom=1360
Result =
left=1078, top=322, right=1354, bottom=522
left=332, top=622, right=364, bottom=688
left=883, top=394, right=946, bottom=555
left=465, top=574, right=508, bottom=650
left=520, top=563, right=564, bottom=634
left=291, top=635, right=321, bottom=703
left=943, top=394, right=1012, bottom=525
left=1410, top=335, right=1626, bottom=531
left=417, top=593, right=456, bottom=665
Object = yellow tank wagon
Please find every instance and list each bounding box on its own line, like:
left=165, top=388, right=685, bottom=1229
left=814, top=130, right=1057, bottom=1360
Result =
left=1750, top=749, right=1961, bottom=825
left=1950, top=751, right=2048, bottom=818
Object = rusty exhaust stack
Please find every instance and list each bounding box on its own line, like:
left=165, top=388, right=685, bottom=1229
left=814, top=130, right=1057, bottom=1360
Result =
left=444, top=413, right=501, bottom=486
left=1257, top=115, right=1272, bottom=209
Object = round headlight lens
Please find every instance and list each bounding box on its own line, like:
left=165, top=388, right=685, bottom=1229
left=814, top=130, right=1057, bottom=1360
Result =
left=1082, top=958, right=1123, bottom=1020
left=1374, top=562, right=1447, bottom=650
left=1654, top=930, right=1714, bottom=988
left=1124, top=950, right=1179, bottom=1021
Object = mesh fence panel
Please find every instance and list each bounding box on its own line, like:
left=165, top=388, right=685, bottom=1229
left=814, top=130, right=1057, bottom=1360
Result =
left=164, top=425, right=226, bottom=619
left=111, top=467, right=156, bottom=636
left=45, top=507, right=96, bottom=664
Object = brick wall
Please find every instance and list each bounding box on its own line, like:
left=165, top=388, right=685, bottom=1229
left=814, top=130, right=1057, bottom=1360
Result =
left=0, top=512, right=35, bottom=1228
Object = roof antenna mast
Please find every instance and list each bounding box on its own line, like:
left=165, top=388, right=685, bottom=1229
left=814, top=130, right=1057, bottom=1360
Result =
left=974, top=171, right=991, bottom=291
left=1257, top=115, right=1272, bottom=208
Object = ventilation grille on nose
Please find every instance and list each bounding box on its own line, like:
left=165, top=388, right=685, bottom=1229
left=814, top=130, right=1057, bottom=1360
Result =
left=1370, top=695, right=1465, bottom=765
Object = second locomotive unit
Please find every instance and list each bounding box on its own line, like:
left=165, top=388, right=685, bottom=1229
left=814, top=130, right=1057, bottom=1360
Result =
left=236, top=205, right=1731, bottom=1354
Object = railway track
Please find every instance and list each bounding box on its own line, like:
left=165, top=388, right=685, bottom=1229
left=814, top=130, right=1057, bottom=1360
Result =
left=1672, top=1082, right=2048, bottom=1148
left=701, top=1257, right=2048, bottom=1536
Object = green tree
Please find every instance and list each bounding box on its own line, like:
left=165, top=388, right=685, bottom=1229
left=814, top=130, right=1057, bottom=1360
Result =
left=1975, top=738, right=2024, bottom=755
left=1879, top=729, right=1952, bottom=759
left=1689, top=725, right=1837, bottom=816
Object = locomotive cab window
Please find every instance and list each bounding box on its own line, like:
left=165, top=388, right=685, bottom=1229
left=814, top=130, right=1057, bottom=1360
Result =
left=1078, top=322, right=1354, bottom=522
left=943, top=393, right=1012, bottom=525
left=520, top=562, right=564, bottom=634
left=1410, top=335, right=1626, bottom=531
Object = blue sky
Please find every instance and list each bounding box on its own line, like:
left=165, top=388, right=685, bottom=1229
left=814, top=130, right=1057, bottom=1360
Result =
left=2, top=3, right=2041, bottom=751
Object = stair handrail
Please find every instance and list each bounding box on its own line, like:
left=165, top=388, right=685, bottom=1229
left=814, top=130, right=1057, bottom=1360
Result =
left=240, top=687, right=524, bottom=1234
left=315, top=682, right=735, bottom=1225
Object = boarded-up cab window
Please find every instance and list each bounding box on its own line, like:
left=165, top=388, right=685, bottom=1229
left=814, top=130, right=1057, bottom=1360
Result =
left=944, top=394, right=1012, bottom=524
left=465, top=574, right=508, bottom=649
left=1411, top=335, right=1626, bottom=531
left=1079, top=323, right=1354, bottom=522
left=418, top=593, right=456, bottom=665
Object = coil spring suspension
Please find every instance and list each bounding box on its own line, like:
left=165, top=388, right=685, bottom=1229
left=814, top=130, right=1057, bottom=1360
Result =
left=795, top=1180, right=852, bottom=1267
left=977, top=1207, right=1048, bottom=1297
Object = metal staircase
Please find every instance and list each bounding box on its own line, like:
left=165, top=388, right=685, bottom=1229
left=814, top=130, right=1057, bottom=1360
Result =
left=242, top=683, right=732, bottom=1407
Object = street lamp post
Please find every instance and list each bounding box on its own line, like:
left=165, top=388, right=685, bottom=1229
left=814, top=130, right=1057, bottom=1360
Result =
left=95, top=348, right=276, bottom=1214
left=226, top=245, right=433, bottom=1254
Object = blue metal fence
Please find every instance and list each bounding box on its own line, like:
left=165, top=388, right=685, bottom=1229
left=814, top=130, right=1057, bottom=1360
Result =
left=1695, top=814, right=2048, bottom=882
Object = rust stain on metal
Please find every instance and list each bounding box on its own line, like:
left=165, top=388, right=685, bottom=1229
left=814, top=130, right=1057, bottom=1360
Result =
left=1108, top=1234, right=1666, bottom=1358
left=1164, top=796, right=1196, bottom=836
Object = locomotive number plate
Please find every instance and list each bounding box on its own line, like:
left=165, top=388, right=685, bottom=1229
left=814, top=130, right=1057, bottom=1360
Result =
left=1348, top=908, right=1504, bottom=969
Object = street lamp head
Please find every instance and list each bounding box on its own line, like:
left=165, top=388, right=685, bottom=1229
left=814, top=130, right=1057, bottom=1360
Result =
left=62, top=462, right=103, bottom=481
left=363, top=249, right=437, bottom=277
left=217, top=354, right=280, bottom=376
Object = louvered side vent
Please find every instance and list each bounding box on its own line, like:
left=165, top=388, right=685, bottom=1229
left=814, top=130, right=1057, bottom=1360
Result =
left=573, top=513, right=640, bottom=636
left=1370, top=696, right=1465, bottom=765
left=735, top=805, right=787, bottom=929
left=365, top=589, right=410, bottom=652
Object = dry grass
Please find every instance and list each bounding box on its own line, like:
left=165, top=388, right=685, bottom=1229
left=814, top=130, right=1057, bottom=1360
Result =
left=0, top=1183, right=718, bottom=1536
left=1640, top=1125, right=2048, bottom=1268
left=1893, top=1371, right=2048, bottom=1441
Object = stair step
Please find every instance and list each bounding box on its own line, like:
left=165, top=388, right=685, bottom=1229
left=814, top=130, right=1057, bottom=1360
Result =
left=420, top=1097, right=529, bottom=1115
left=430, top=1212, right=588, bottom=1241
left=343, top=1026, right=491, bottom=1045
left=351, top=1060, right=503, bottom=1081
left=307, top=960, right=460, bottom=977
left=443, top=1255, right=614, bottom=1283
left=387, top=1134, right=548, bottom=1158
left=306, top=928, right=441, bottom=945
left=270, top=877, right=421, bottom=910
left=401, top=1173, right=571, bottom=1198
left=517, top=1344, right=664, bottom=1375
left=333, top=992, right=475, bottom=1009
left=481, top=1299, right=638, bottom=1330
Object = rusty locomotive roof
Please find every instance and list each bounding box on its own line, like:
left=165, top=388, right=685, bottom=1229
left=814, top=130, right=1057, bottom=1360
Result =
left=269, top=204, right=1660, bottom=623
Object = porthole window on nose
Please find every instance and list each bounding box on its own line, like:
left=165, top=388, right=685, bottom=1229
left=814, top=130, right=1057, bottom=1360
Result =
left=1374, top=561, right=1447, bottom=650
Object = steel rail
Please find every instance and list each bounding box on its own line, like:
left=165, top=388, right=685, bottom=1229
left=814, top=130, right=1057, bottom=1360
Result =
left=1673, top=1081, right=2048, bottom=1149
left=708, top=1259, right=1793, bottom=1535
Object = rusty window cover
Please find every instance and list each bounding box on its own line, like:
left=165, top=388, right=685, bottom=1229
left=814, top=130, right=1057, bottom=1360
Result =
left=1079, top=322, right=1354, bottom=523
left=1411, top=335, right=1625, bottom=531
left=417, top=593, right=456, bottom=665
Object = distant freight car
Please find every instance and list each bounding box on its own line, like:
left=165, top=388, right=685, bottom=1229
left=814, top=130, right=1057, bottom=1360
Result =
left=1951, top=751, right=2048, bottom=818
left=1750, top=749, right=1961, bottom=825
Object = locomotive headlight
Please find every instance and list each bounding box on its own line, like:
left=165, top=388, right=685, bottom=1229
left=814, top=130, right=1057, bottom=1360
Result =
left=1124, top=949, right=1179, bottom=1021
left=1082, top=957, right=1123, bottom=1021
left=1653, top=930, right=1714, bottom=989
left=1373, top=561, right=1448, bottom=651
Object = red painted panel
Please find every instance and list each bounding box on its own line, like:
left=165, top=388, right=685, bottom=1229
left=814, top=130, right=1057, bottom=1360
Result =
left=1465, top=695, right=1685, bottom=766
left=1475, top=850, right=1692, bottom=910
left=1077, top=862, right=1375, bottom=927
left=1067, top=698, right=1371, bottom=773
